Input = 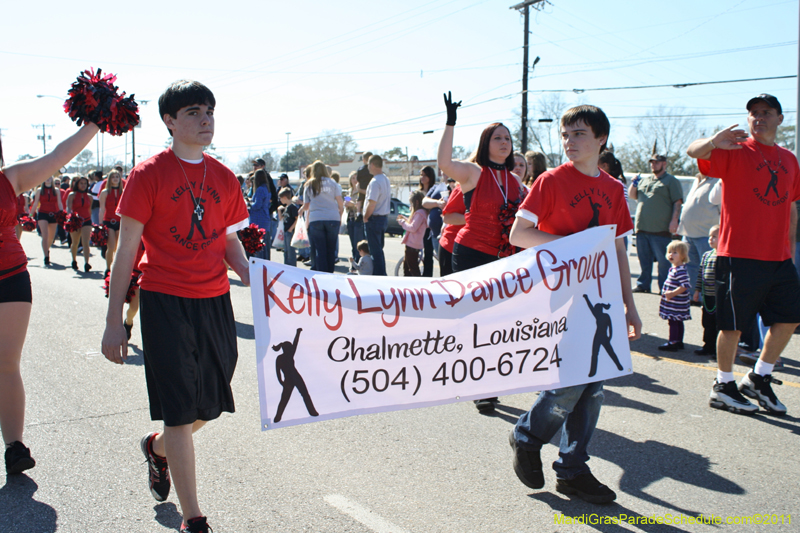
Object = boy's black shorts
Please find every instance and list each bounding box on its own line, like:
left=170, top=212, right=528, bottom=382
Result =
left=139, top=289, right=238, bottom=426
left=716, top=257, right=800, bottom=334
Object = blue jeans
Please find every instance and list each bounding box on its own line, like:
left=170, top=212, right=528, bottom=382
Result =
left=283, top=230, right=296, bottom=266
left=365, top=215, right=388, bottom=276
left=635, top=232, right=672, bottom=292
left=514, top=381, right=604, bottom=480
left=253, top=220, right=271, bottom=261
left=308, top=220, right=339, bottom=273
left=683, top=235, right=711, bottom=289
left=347, top=217, right=364, bottom=260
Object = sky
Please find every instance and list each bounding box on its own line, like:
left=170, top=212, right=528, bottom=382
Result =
left=1, top=0, right=797, bottom=171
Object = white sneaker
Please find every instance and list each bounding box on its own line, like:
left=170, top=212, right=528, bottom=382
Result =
left=709, top=379, right=758, bottom=414
left=739, top=373, right=787, bottom=415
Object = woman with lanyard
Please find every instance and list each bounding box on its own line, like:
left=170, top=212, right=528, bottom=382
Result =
left=67, top=176, right=94, bottom=272
left=0, top=123, right=99, bottom=474
left=437, top=92, right=525, bottom=414
left=99, top=170, right=124, bottom=276
left=31, top=175, right=63, bottom=267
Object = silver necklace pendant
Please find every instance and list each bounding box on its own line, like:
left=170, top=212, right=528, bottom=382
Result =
left=195, top=203, right=204, bottom=221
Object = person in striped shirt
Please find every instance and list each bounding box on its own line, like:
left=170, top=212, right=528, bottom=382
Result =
left=693, top=225, right=719, bottom=356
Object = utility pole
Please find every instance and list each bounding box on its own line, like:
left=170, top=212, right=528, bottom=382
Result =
left=32, top=124, right=54, bottom=154
left=510, top=0, right=545, bottom=153
left=285, top=132, right=291, bottom=172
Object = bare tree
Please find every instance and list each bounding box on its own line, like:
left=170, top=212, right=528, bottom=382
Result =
left=513, top=94, right=569, bottom=167
left=616, top=106, right=700, bottom=176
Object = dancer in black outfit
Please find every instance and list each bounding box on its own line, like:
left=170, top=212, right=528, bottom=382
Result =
left=273, top=328, right=318, bottom=422
left=583, top=294, right=623, bottom=377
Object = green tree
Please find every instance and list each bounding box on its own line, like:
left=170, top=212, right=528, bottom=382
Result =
left=383, top=147, right=405, bottom=160
left=306, top=130, right=357, bottom=164
left=279, top=144, right=313, bottom=171
left=776, top=124, right=795, bottom=152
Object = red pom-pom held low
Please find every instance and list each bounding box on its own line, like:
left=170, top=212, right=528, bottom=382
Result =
left=64, top=68, right=140, bottom=136
left=240, top=224, right=266, bottom=255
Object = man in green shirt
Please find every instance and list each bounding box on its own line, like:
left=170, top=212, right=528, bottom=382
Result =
left=629, top=154, right=683, bottom=292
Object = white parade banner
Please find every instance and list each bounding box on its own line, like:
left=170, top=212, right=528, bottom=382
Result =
left=250, top=225, right=632, bottom=430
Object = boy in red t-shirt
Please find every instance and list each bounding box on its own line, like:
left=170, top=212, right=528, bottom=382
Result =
left=101, top=80, right=250, bottom=533
left=507, top=105, right=641, bottom=504
left=687, top=94, right=800, bottom=416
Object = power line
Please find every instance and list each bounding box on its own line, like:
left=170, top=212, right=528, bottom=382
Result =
left=534, top=75, right=796, bottom=94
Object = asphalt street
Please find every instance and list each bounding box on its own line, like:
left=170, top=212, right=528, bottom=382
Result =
left=2, top=231, right=799, bottom=533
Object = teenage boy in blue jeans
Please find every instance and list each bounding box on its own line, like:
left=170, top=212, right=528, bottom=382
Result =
left=508, top=105, right=642, bottom=504
left=102, top=80, right=250, bottom=533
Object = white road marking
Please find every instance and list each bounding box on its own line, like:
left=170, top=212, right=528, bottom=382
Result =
left=324, top=494, right=410, bottom=533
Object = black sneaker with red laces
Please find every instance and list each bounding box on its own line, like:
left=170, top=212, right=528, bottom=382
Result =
left=140, top=432, right=170, bottom=501
left=181, top=516, right=213, bottom=533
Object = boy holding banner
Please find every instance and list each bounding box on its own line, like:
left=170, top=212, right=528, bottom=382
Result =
left=508, top=105, right=641, bottom=504
left=101, top=80, right=250, bottom=533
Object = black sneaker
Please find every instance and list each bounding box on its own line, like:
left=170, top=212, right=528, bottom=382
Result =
left=5, top=441, right=36, bottom=475
left=474, top=397, right=498, bottom=414
left=709, top=379, right=758, bottom=414
left=140, top=432, right=170, bottom=501
left=124, top=322, right=133, bottom=341
left=556, top=472, right=616, bottom=504
left=508, top=432, right=544, bottom=489
left=739, top=372, right=787, bottom=415
left=181, top=516, right=213, bottom=533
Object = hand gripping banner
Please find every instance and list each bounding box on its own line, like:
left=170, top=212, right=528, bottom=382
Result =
left=250, top=225, right=632, bottom=430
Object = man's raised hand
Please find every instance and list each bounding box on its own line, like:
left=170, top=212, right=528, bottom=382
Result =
left=712, top=124, right=749, bottom=150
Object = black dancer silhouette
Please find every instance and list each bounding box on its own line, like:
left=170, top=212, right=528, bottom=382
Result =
left=186, top=197, right=207, bottom=240
left=586, top=197, right=602, bottom=228
left=273, top=328, right=318, bottom=422
left=764, top=167, right=780, bottom=199
left=583, top=294, right=624, bottom=377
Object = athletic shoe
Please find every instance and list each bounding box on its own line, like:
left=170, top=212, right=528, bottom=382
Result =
left=181, top=516, right=213, bottom=533
left=124, top=322, right=133, bottom=341
left=555, top=472, right=616, bottom=504
left=709, top=379, right=758, bottom=414
left=631, top=286, right=650, bottom=293
left=737, top=348, right=759, bottom=366
left=140, top=432, right=170, bottom=502
left=474, top=397, right=498, bottom=414
left=5, top=441, right=36, bottom=475
left=657, top=341, right=684, bottom=351
left=739, top=372, right=787, bottom=415
left=71, top=260, right=79, bottom=271
left=508, top=431, right=544, bottom=489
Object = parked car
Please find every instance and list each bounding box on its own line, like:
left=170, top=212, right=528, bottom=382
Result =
left=386, top=198, right=410, bottom=236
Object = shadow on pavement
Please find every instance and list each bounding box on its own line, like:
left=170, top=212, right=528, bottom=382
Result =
left=606, top=371, right=677, bottom=396
left=236, top=320, right=255, bottom=340
left=124, top=343, right=145, bottom=366
left=529, top=492, right=690, bottom=532
left=0, top=474, right=57, bottom=533
left=591, top=428, right=743, bottom=517
left=154, top=502, right=182, bottom=530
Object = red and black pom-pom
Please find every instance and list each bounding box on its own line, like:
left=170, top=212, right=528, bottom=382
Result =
left=54, top=210, right=67, bottom=226
left=64, top=68, right=140, bottom=136
left=17, top=215, right=36, bottom=232
left=64, top=213, right=84, bottom=234
left=103, top=270, right=140, bottom=303
left=240, top=224, right=266, bottom=255
left=91, top=224, right=108, bottom=247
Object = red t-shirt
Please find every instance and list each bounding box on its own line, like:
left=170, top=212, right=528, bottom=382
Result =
left=37, top=186, right=59, bottom=213
left=0, top=172, right=28, bottom=281
left=455, top=166, right=524, bottom=257
left=70, top=191, right=92, bottom=219
left=517, top=161, right=633, bottom=238
left=117, top=149, right=249, bottom=298
left=439, top=186, right=465, bottom=253
left=698, top=138, right=800, bottom=261
left=103, top=187, right=123, bottom=222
